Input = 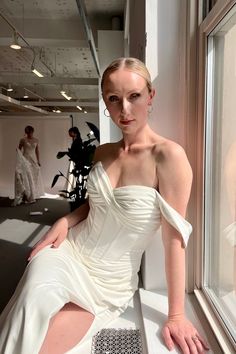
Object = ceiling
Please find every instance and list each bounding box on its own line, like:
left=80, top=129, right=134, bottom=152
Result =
left=0, top=0, right=125, bottom=116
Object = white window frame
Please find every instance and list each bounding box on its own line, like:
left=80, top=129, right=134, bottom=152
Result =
left=194, top=0, right=236, bottom=352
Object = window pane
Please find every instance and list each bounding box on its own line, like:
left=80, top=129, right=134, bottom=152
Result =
left=204, top=5, right=236, bottom=343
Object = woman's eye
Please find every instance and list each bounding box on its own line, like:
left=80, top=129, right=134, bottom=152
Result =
left=130, top=93, right=140, bottom=100
left=108, top=95, right=119, bottom=102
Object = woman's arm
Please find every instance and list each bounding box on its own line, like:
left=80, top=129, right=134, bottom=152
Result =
left=157, top=142, right=209, bottom=353
left=28, top=201, right=90, bottom=260
left=158, top=143, right=192, bottom=318
left=18, top=138, right=24, bottom=150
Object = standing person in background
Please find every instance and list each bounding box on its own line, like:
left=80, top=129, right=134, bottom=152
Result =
left=1, top=58, right=209, bottom=354
left=12, top=125, right=44, bottom=206
left=68, top=126, right=83, bottom=163
left=57, top=126, right=84, bottom=195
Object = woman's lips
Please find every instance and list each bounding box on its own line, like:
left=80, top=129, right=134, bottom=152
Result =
left=120, top=120, right=134, bottom=125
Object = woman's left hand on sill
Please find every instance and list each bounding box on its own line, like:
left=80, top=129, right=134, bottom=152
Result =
left=162, top=316, right=210, bottom=353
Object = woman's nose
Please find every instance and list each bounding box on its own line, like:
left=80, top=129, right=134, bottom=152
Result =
left=121, top=99, right=129, bottom=115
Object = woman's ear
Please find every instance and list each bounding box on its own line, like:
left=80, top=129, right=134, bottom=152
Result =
left=150, top=88, right=156, bottom=99
left=148, top=88, right=156, bottom=104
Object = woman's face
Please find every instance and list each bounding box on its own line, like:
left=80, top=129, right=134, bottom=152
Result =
left=102, top=68, right=154, bottom=134
left=25, top=129, right=34, bottom=138
left=69, top=131, right=76, bottom=139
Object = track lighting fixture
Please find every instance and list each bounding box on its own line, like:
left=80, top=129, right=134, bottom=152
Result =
left=10, top=31, right=21, bottom=50
left=60, top=90, right=71, bottom=101
left=22, top=87, right=45, bottom=101
left=76, top=105, right=82, bottom=111
left=31, top=66, right=44, bottom=78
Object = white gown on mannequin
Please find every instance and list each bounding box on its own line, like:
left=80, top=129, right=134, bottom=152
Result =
left=13, top=138, right=44, bottom=205
left=0, top=161, right=192, bottom=354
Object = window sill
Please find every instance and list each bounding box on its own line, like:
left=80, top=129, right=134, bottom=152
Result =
left=194, top=289, right=235, bottom=354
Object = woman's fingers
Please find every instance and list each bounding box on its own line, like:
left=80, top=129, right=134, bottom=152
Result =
left=198, top=335, right=210, bottom=350
left=28, top=234, right=55, bottom=260
left=162, top=326, right=174, bottom=351
left=28, top=232, right=66, bottom=260
left=190, top=333, right=210, bottom=352
left=185, top=336, right=202, bottom=354
left=173, top=336, right=190, bottom=354
left=162, top=319, right=210, bottom=354
left=28, top=241, right=49, bottom=260
left=51, top=234, right=65, bottom=248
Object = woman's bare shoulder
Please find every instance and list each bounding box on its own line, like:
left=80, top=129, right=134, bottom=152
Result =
left=93, top=142, right=119, bottom=163
left=153, top=137, right=192, bottom=189
left=152, top=136, right=188, bottom=164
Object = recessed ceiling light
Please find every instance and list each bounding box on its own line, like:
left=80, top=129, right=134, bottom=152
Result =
left=7, top=84, right=13, bottom=92
left=10, top=31, right=21, bottom=50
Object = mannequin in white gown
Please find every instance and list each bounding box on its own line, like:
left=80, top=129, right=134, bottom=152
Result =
left=13, top=125, right=44, bottom=206
left=0, top=58, right=209, bottom=354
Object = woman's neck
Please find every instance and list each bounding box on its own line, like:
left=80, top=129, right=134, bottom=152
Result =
left=122, top=125, right=155, bottom=150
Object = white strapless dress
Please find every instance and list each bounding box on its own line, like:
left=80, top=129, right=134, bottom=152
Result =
left=0, top=162, right=192, bottom=354
left=13, top=138, right=44, bottom=205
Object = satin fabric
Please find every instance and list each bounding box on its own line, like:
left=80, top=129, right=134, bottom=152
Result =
left=0, top=161, right=192, bottom=354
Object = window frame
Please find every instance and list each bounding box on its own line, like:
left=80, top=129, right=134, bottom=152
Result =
left=195, top=0, right=236, bottom=351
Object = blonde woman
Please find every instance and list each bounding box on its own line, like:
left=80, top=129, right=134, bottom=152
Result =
left=0, top=58, right=209, bottom=353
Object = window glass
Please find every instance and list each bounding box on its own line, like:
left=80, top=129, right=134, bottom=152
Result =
left=204, top=5, right=236, bottom=343
left=202, top=0, right=218, bottom=19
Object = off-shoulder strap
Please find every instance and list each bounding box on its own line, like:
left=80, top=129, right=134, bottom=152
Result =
left=155, top=191, right=192, bottom=247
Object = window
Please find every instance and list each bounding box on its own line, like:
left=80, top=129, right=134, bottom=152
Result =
left=202, top=0, right=218, bottom=19
left=204, top=3, right=236, bottom=345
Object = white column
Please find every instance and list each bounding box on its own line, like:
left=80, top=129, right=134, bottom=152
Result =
left=98, top=31, right=124, bottom=144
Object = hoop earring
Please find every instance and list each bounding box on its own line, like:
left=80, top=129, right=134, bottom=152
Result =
left=148, top=104, right=153, bottom=114
left=104, top=108, right=110, bottom=117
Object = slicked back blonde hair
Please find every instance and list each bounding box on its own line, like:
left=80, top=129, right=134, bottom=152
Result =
left=101, top=57, right=152, bottom=93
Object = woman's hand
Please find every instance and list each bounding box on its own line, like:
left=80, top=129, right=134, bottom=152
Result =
left=28, top=217, right=68, bottom=261
left=162, top=316, right=210, bottom=353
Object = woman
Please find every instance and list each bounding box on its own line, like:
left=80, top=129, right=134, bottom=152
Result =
left=0, top=58, right=209, bottom=353
left=68, top=126, right=83, bottom=162
left=12, top=125, right=44, bottom=205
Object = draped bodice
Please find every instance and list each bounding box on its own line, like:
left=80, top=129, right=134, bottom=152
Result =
left=20, top=138, right=38, bottom=161
left=68, top=162, right=192, bottom=289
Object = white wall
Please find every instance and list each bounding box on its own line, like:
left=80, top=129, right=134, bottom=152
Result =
left=141, top=0, right=188, bottom=290
left=148, top=0, right=187, bottom=145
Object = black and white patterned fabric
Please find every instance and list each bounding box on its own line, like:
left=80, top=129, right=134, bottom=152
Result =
left=91, top=328, right=143, bottom=354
